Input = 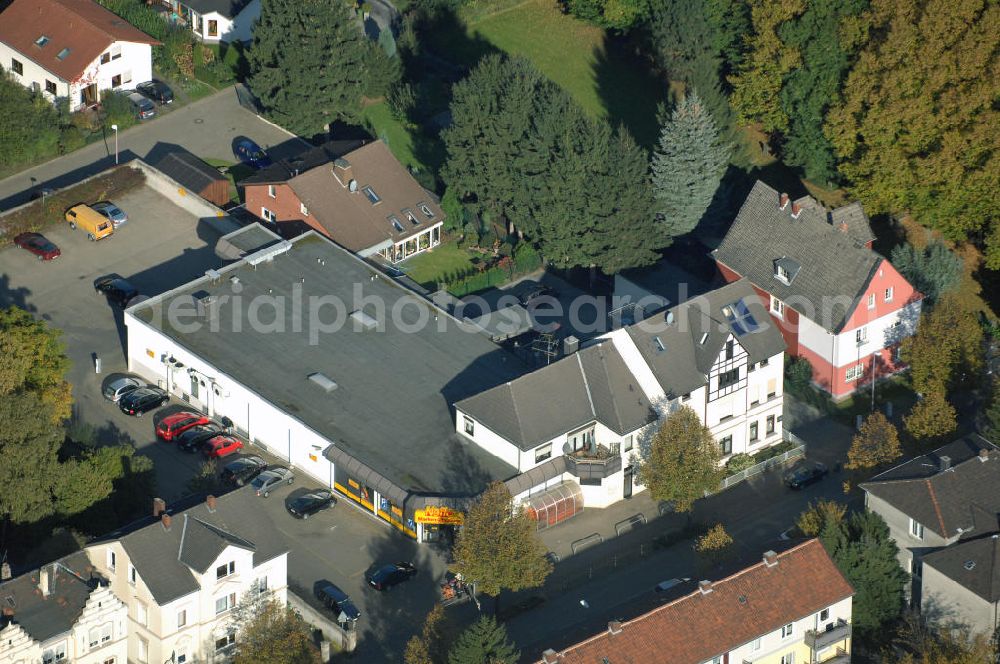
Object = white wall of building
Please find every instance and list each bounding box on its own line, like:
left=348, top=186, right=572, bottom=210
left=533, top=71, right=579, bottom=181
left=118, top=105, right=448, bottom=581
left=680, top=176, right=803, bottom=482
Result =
left=188, top=0, right=259, bottom=42
left=0, top=42, right=69, bottom=98
left=725, top=595, right=852, bottom=663
left=799, top=299, right=921, bottom=370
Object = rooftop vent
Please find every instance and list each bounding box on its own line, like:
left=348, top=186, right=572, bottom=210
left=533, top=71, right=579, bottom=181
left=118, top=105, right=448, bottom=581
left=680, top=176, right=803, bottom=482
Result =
left=308, top=372, right=338, bottom=393
left=964, top=560, right=976, bottom=570
left=738, top=594, right=748, bottom=605
left=541, top=650, right=563, bottom=664
left=698, top=580, right=713, bottom=595
left=205, top=268, right=222, bottom=282
left=350, top=309, right=378, bottom=331
left=607, top=620, right=623, bottom=635
left=244, top=240, right=292, bottom=267
left=979, top=448, right=990, bottom=462
left=763, top=550, right=778, bottom=568
left=939, top=455, right=952, bottom=472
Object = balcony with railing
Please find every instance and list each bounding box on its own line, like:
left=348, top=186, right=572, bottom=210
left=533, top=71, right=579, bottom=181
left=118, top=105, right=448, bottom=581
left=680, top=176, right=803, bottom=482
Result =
left=806, top=620, right=852, bottom=652
left=818, top=647, right=850, bottom=664
left=564, top=443, right=622, bottom=480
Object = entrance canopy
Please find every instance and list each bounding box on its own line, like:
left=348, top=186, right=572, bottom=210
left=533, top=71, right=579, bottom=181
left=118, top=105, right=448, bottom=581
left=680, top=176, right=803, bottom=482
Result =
left=524, top=481, right=583, bottom=531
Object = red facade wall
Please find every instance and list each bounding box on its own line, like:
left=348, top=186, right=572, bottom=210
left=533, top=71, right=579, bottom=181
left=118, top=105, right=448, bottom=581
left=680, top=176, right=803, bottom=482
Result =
left=839, top=259, right=921, bottom=333
left=243, top=183, right=328, bottom=237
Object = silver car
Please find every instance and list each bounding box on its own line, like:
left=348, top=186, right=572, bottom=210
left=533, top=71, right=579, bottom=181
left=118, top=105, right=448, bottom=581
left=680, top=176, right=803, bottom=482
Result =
left=250, top=467, right=294, bottom=497
left=91, top=201, right=128, bottom=228
left=103, top=376, right=142, bottom=402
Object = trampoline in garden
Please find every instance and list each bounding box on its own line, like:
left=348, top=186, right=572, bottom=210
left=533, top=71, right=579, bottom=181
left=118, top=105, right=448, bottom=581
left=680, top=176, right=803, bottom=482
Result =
left=524, top=481, right=584, bottom=530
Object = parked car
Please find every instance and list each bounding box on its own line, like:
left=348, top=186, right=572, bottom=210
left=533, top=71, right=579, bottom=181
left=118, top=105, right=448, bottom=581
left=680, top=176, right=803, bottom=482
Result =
left=94, top=274, right=139, bottom=307
left=127, top=91, right=155, bottom=120
left=13, top=232, right=60, bottom=260
left=176, top=424, right=223, bottom=452
left=65, top=204, right=114, bottom=240
left=156, top=411, right=214, bottom=441
left=520, top=285, right=556, bottom=307
left=102, top=376, right=142, bottom=403
left=250, top=467, right=294, bottom=497
left=784, top=462, right=829, bottom=490
left=286, top=489, right=334, bottom=519
left=202, top=435, right=244, bottom=459
left=136, top=79, right=174, bottom=105
left=234, top=138, right=272, bottom=169
left=91, top=201, right=128, bottom=228
left=220, top=456, right=266, bottom=486
left=118, top=386, right=168, bottom=416
left=315, top=582, right=361, bottom=622
left=655, top=578, right=686, bottom=593
left=367, top=562, right=417, bottom=591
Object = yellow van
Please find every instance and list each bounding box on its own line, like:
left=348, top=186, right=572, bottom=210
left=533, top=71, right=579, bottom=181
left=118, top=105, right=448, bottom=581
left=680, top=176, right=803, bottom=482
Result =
left=65, top=204, right=114, bottom=241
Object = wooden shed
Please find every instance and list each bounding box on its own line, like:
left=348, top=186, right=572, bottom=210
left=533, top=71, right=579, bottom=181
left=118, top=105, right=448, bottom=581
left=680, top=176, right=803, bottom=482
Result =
left=154, top=151, right=230, bottom=207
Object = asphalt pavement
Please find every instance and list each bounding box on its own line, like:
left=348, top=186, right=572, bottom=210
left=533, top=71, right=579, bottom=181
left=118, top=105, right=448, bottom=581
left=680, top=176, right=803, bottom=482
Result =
left=0, top=86, right=309, bottom=210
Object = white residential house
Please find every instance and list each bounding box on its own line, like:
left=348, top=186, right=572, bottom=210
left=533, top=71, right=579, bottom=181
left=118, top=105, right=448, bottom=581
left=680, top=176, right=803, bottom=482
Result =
left=455, top=279, right=787, bottom=521
left=165, top=0, right=261, bottom=43
left=0, top=0, right=157, bottom=111
left=0, top=552, right=129, bottom=664
left=85, top=495, right=288, bottom=664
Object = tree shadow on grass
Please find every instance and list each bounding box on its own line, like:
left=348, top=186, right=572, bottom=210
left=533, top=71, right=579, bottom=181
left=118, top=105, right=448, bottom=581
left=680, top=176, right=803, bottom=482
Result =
left=592, top=33, right=670, bottom=151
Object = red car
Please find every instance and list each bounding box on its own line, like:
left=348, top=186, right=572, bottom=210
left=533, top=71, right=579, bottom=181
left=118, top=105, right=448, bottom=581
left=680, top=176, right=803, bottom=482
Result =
left=203, top=435, right=244, bottom=458
left=156, top=411, right=213, bottom=441
left=14, top=232, right=60, bottom=260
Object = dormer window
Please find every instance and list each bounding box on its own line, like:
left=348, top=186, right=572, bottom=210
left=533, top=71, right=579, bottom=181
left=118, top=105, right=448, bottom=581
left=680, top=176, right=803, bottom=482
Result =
left=388, top=215, right=404, bottom=233
left=362, top=186, right=380, bottom=204
left=773, top=257, right=800, bottom=285
left=419, top=202, right=435, bottom=219
left=35, top=35, right=50, bottom=47
left=403, top=208, right=419, bottom=225
left=216, top=561, right=236, bottom=580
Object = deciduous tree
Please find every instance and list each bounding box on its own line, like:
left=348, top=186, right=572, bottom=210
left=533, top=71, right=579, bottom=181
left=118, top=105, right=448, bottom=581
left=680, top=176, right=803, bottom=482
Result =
left=565, top=0, right=648, bottom=30
left=825, top=0, right=1000, bottom=267
left=232, top=596, right=320, bottom=664
left=0, top=391, right=63, bottom=524
left=640, top=406, right=724, bottom=512
left=796, top=499, right=846, bottom=537
left=904, top=391, right=957, bottom=442
left=982, top=380, right=1000, bottom=444
left=902, top=294, right=983, bottom=395
left=651, top=91, right=731, bottom=238
left=0, top=306, right=72, bottom=422
left=846, top=412, right=902, bottom=470
left=448, top=616, right=519, bottom=664
left=451, top=481, right=552, bottom=599
left=819, top=510, right=907, bottom=638
left=405, top=604, right=448, bottom=664
left=248, top=0, right=367, bottom=135
left=728, top=0, right=804, bottom=134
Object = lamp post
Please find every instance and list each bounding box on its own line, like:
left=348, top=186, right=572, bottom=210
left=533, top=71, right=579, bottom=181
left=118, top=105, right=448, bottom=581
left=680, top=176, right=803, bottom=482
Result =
left=111, top=124, right=119, bottom=164
left=870, top=350, right=879, bottom=413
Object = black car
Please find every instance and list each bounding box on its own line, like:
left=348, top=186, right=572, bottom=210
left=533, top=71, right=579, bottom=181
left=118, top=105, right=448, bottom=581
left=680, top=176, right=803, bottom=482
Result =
left=286, top=489, right=335, bottom=519
left=220, top=456, right=267, bottom=486
left=367, top=562, right=417, bottom=591
left=136, top=79, right=174, bottom=105
left=176, top=424, right=223, bottom=452
left=520, top=286, right=556, bottom=307
left=94, top=274, right=139, bottom=307
left=315, top=582, right=361, bottom=622
left=118, top=387, right=169, bottom=416
left=784, top=462, right=829, bottom=490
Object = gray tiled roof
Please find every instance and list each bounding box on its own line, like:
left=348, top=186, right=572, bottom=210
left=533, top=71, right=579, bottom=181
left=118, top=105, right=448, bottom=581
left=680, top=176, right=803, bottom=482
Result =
left=923, top=534, right=1000, bottom=602
left=455, top=342, right=657, bottom=451
left=830, top=201, right=876, bottom=246
left=861, top=436, right=1000, bottom=539
left=107, top=493, right=289, bottom=605
left=176, top=0, right=252, bottom=19
left=153, top=152, right=226, bottom=194
left=627, top=279, right=787, bottom=397
left=712, top=181, right=882, bottom=333
left=0, top=552, right=100, bottom=643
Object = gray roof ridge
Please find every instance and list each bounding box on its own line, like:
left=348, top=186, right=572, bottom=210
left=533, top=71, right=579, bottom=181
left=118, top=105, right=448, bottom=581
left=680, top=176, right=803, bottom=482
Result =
left=597, top=345, right=625, bottom=431
left=505, top=382, right=528, bottom=447
left=178, top=513, right=188, bottom=562
left=833, top=257, right=883, bottom=333
left=576, top=352, right=597, bottom=421
left=189, top=517, right=257, bottom=551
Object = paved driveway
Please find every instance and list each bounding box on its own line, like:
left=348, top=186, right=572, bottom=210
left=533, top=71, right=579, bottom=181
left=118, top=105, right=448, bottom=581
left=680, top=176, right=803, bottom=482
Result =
left=0, top=87, right=310, bottom=209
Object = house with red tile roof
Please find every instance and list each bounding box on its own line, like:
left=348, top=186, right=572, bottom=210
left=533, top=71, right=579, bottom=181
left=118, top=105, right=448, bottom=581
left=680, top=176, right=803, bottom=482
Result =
left=0, top=0, right=158, bottom=110
left=538, top=539, right=854, bottom=664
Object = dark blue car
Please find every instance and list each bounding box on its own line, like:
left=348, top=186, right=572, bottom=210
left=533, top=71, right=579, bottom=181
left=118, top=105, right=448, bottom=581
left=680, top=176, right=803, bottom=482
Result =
left=234, top=138, right=273, bottom=169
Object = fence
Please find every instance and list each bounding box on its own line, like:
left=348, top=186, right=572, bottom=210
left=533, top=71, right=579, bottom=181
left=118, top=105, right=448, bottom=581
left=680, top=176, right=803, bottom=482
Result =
left=717, top=432, right=806, bottom=492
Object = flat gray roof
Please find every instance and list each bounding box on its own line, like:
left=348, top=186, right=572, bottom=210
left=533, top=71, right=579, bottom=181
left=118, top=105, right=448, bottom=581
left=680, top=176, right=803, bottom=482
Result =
left=130, top=232, right=523, bottom=496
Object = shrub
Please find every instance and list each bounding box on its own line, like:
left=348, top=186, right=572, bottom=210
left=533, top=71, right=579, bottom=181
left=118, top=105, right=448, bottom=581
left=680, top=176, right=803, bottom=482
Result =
left=725, top=453, right=755, bottom=474
left=797, top=499, right=846, bottom=537
left=785, top=356, right=814, bottom=393
left=99, top=90, right=138, bottom=132
left=388, top=82, right=417, bottom=124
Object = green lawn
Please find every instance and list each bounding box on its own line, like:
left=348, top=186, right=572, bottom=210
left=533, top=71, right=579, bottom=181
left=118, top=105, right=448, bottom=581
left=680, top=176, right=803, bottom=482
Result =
left=437, top=0, right=667, bottom=147
left=399, top=241, right=476, bottom=288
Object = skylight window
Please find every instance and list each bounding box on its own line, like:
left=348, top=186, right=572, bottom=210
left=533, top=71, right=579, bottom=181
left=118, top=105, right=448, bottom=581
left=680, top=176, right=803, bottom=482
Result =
left=653, top=336, right=665, bottom=352
left=419, top=203, right=435, bottom=219
left=35, top=35, right=50, bottom=47
left=56, top=47, right=71, bottom=60
left=388, top=215, right=403, bottom=233
left=403, top=208, right=419, bottom=225
left=723, top=299, right=760, bottom=337
left=362, top=186, right=380, bottom=204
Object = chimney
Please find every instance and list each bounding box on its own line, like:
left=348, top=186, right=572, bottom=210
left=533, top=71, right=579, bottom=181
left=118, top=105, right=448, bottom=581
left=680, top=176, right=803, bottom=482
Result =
left=563, top=335, right=579, bottom=356
left=979, top=448, right=990, bottom=462
left=607, top=620, right=623, bottom=635
left=206, top=495, right=217, bottom=513
left=1, top=607, right=12, bottom=623
left=698, top=580, right=713, bottom=595
left=39, top=567, right=50, bottom=597
left=541, top=649, right=563, bottom=664
left=838, top=221, right=849, bottom=233
left=790, top=202, right=802, bottom=219
left=779, top=193, right=789, bottom=210
left=153, top=497, right=166, bottom=518
left=939, top=455, right=951, bottom=472
left=332, top=158, right=353, bottom=187
left=161, top=514, right=173, bottom=531
left=763, top=550, right=778, bottom=568
left=1, top=562, right=10, bottom=581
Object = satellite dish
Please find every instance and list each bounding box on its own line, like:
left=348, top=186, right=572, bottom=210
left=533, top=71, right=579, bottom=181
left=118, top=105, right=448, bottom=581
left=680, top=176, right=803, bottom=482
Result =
left=348, top=179, right=358, bottom=192
left=665, top=311, right=675, bottom=325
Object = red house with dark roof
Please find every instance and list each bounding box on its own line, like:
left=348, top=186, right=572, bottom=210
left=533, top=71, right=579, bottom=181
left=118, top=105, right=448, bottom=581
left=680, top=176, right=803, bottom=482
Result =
left=712, top=181, right=922, bottom=400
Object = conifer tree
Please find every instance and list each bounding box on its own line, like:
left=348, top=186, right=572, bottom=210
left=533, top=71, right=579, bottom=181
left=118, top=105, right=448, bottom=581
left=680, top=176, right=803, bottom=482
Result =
left=248, top=0, right=367, bottom=135
left=448, top=617, right=518, bottom=664
left=651, top=91, right=731, bottom=238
